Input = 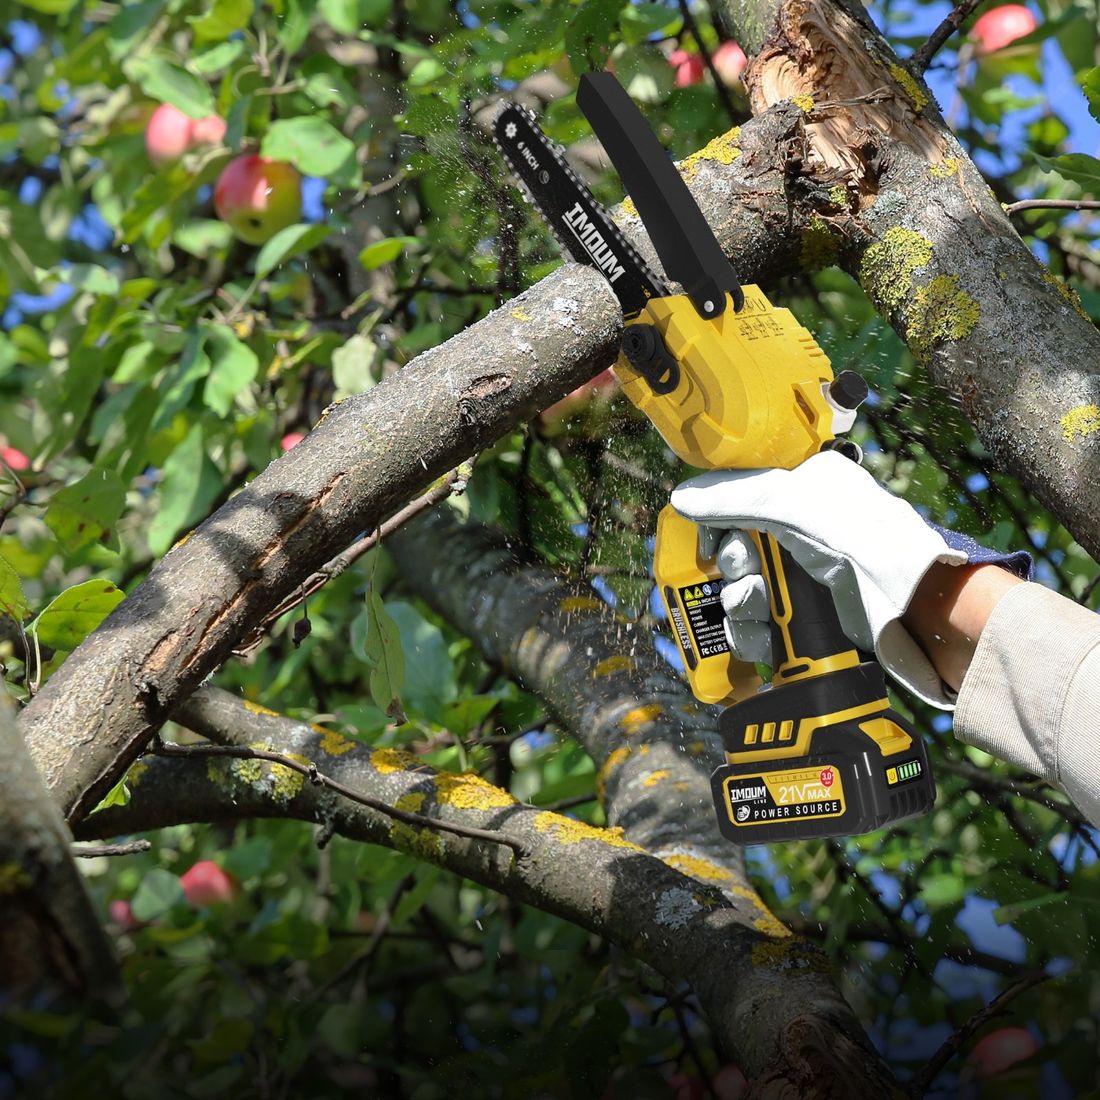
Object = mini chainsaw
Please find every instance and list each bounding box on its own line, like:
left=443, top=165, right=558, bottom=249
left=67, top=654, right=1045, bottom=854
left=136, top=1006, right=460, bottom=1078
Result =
left=493, top=72, right=936, bottom=842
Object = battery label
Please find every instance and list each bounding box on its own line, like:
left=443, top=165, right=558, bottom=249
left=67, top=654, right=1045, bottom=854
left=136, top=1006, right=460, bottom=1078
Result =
left=721, top=765, right=846, bottom=827
left=676, top=580, right=729, bottom=659
left=886, top=758, right=923, bottom=786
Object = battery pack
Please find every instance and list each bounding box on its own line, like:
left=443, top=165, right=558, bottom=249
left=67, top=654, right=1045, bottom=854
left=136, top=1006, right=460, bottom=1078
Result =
left=711, top=662, right=935, bottom=842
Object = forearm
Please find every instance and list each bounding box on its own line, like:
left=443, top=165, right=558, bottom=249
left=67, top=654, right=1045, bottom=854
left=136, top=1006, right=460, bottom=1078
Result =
left=902, top=562, right=1025, bottom=692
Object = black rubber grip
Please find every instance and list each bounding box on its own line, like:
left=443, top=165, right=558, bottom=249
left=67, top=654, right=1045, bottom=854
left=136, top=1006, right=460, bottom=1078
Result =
left=757, top=536, right=858, bottom=677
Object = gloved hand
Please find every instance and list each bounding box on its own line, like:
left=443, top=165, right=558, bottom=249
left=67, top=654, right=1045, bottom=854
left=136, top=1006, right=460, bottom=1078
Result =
left=670, top=450, right=969, bottom=708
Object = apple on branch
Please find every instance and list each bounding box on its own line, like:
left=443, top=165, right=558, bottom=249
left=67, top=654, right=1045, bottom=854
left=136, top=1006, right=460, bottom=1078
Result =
left=971, top=4, right=1038, bottom=53
left=145, top=102, right=227, bottom=165
left=669, top=49, right=706, bottom=88
left=214, top=155, right=304, bottom=245
left=179, top=860, right=236, bottom=907
left=712, top=42, right=747, bottom=86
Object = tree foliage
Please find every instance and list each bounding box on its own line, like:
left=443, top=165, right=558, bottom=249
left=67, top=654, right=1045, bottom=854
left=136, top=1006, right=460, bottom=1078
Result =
left=1, top=0, right=1100, bottom=1095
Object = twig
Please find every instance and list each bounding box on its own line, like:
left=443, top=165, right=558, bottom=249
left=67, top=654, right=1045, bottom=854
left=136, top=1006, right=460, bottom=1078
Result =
left=234, top=464, right=470, bottom=656
left=911, top=0, right=987, bottom=73
left=912, top=971, right=1052, bottom=1095
left=674, top=0, right=742, bottom=127
left=148, top=739, right=529, bottom=858
left=1005, top=199, right=1100, bottom=216
left=71, top=839, right=152, bottom=858
left=805, top=88, right=894, bottom=117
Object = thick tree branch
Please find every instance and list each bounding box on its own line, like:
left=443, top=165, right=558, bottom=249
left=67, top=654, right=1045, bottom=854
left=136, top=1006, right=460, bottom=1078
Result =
left=21, top=266, right=622, bottom=822
left=77, top=687, right=902, bottom=1093
left=386, top=509, right=903, bottom=1093
left=0, top=699, right=122, bottom=1003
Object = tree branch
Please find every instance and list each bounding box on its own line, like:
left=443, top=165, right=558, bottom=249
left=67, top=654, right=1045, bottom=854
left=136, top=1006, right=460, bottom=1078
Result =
left=910, top=0, right=987, bottom=73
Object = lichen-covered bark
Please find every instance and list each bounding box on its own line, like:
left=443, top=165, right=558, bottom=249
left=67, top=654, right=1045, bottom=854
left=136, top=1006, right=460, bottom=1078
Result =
left=0, top=699, right=121, bottom=1003
left=20, top=267, right=622, bottom=823
left=726, top=0, right=1100, bottom=560
left=77, top=687, right=902, bottom=1094
left=387, top=508, right=903, bottom=1095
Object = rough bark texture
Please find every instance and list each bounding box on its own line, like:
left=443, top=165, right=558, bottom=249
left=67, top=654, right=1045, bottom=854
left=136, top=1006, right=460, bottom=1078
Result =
left=386, top=508, right=904, bottom=1094
left=20, top=266, right=621, bottom=822
left=0, top=698, right=121, bottom=1002
left=732, top=0, right=1100, bottom=559
left=78, top=687, right=902, bottom=1095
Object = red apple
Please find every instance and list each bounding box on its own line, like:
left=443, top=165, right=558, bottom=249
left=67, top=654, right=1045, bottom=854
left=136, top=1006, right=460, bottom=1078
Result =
left=968, top=1026, right=1038, bottom=1076
left=108, top=899, right=142, bottom=931
left=145, top=103, right=195, bottom=165
left=281, top=431, right=306, bottom=451
left=179, top=860, right=236, bottom=907
left=1, top=444, right=30, bottom=471
left=538, top=367, right=618, bottom=431
left=669, top=49, right=706, bottom=88
left=214, top=155, right=303, bottom=245
left=144, top=103, right=226, bottom=165
left=971, top=4, right=1037, bottom=53
left=713, top=41, right=747, bottom=86
left=713, top=1064, right=748, bottom=1099
left=189, top=114, right=227, bottom=147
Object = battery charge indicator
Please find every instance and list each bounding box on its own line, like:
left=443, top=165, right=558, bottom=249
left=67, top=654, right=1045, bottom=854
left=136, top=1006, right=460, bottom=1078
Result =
left=887, top=759, right=923, bottom=785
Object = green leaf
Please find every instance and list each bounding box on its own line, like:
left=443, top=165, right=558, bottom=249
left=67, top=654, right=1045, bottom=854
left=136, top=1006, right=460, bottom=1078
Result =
left=1034, top=152, right=1100, bottom=195
left=1082, top=67, right=1100, bottom=123
left=407, top=58, right=446, bottom=87
left=190, top=39, right=246, bottom=75
left=359, top=235, right=418, bottom=271
left=15, top=0, right=80, bottom=13
left=254, top=223, right=331, bottom=278
left=188, top=0, right=253, bottom=42
left=565, top=0, right=622, bottom=74
left=317, top=1004, right=364, bottom=1058
left=131, top=867, right=185, bottom=921
left=34, top=580, right=125, bottom=651
left=317, top=0, right=391, bottom=34
left=331, top=332, right=377, bottom=398
left=0, top=552, right=29, bottom=624
left=44, top=468, right=127, bottom=554
left=620, top=2, right=677, bottom=45
left=260, top=117, right=355, bottom=177
left=387, top=602, right=456, bottom=722
left=147, top=424, right=221, bottom=555
left=202, top=326, right=259, bottom=416
left=136, top=57, right=217, bottom=119
left=93, top=776, right=131, bottom=812
left=172, top=219, right=234, bottom=258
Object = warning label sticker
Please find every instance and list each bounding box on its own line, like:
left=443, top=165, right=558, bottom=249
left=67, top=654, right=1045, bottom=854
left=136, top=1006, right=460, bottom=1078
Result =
left=722, top=765, right=846, bottom=827
left=677, top=581, right=729, bottom=659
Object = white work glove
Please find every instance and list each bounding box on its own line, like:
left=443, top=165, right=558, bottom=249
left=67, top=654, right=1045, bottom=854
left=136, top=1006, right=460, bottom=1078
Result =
left=670, top=450, right=968, bottom=708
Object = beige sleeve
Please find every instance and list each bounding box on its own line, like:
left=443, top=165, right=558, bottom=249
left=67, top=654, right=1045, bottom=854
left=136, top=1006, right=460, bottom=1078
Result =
left=954, top=582, right=1100, bottom=828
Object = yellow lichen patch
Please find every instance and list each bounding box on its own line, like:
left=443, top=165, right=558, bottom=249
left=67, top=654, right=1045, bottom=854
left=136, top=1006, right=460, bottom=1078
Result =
left=618, top=196, right=637, bottom=219
left=0, top=862, right=31, bottom=896
left=1044, top=272, right=1091, bottom=321
left=791, top=95, right=814, bottom=113
left=801, top=217, right=839, bottom=272
left=753, top=911, right=793, bottom=938
left=313, top=725, right=357, bottom=756
left=533, top=811, right=645, bottom=852
left=678, top=127, right=742, bottom=184
left=171, top=531, right=193, bottom=551
left=371, top=747, right=419, bottom=774
left=593, top=655, right=634, bottom=679
left=125, top=759, right=149, bottom=787
left=395, top=792, right=425, bottom=813
left=621, top=703, right=662, bottom=735
left=687, top=740, right=707, bottom=756
left=665, top=853, right=735, bottom=884
left=435, top=771, right=516, bottom=810
left=888, top=63, right=929, bottom=112
left=859, top=227, right=933, bottom=317
left=559, top=596, right=604, bottom=613
left=907, top=274, right=980, bottom=364
left=928, top=157, right=958, bottom=180
left=751, top=938, right=828, bottom=972
left=827, top=184, right=848, bottom=208
left=244, top=700, right=281, bottom=718
left=642, top=769, right=670, bottom=788
left=597, top=746, right=632, bottom=800
left=266, top=748, right=309, bottom=802
left=1061, top=404, right=1100, bottom=442
left=390, top=819, right=444, bottom=862
left=510, top=306, right=531, bottom=322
